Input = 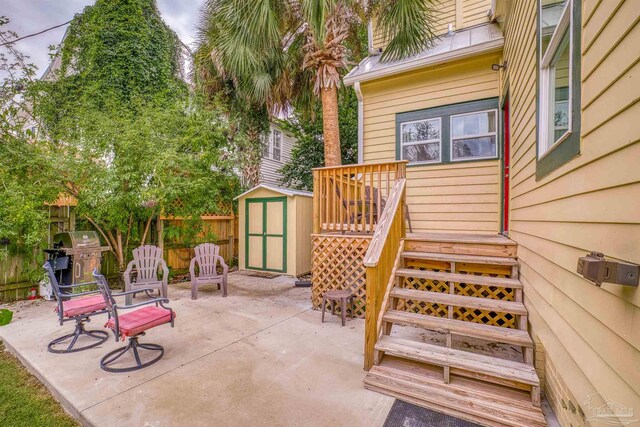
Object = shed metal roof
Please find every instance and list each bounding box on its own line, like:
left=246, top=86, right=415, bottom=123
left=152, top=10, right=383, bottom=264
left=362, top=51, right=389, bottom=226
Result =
left=344, top=23, right=504, bottom=85
left=234, top=184, right=313, bottom=200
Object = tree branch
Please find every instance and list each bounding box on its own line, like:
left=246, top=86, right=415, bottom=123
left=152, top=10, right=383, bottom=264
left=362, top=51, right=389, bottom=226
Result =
left=140, top=213, right=154, bottom=245
left=83, top=215, right=114, bottom=251
left=124, top=214, right=133, bottom=256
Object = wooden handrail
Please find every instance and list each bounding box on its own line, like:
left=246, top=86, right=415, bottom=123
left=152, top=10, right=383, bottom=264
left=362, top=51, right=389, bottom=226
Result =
left=363, top=178, right=406, bottom=370
left=363, top=179, right=406, bottom=267
left=311, top=160, right=408, bottom=172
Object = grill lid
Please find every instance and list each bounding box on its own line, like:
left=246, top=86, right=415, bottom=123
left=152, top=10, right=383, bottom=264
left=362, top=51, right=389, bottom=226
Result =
left=53, top=231, right=101, bottom=249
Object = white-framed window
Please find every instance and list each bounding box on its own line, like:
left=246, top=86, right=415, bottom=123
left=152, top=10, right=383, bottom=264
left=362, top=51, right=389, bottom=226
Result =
left=399, top=118, right=442, bottom=165
left=261, top=132, right=270, bottom=158
left=272, top=129, right=282, bottom=161
left=538, top=0, right=573, bottom=158
left=450, top=109, right=498, bottom=161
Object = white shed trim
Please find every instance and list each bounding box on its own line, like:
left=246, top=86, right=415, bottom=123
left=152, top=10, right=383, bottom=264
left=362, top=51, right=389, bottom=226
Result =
left=234, top=184, right=312, bottom=200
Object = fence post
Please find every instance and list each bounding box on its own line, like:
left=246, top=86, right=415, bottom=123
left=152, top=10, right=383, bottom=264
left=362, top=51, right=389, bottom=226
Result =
left=228, top=215, right=235, bottom=267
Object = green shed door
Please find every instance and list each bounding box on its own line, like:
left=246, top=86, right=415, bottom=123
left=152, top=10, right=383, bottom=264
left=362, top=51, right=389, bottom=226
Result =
left=246, top=197, right=287, bottom=273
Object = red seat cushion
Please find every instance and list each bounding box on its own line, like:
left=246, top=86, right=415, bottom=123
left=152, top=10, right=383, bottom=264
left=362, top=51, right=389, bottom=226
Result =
left=106, top=306, right=174, bottom=338
left=58, top=295, right=107, bottom=318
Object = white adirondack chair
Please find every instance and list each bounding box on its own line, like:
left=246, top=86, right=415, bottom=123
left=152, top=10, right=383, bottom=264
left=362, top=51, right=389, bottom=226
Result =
left=124, top=245, right=169, bottom=306
left=189, top=243, right=228, bottom=299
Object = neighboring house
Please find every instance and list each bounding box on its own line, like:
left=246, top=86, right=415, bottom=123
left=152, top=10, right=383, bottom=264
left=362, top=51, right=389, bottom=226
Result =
left=307, top=0, right=637, bottom=426
left=259, top=122, right=295, bottom=186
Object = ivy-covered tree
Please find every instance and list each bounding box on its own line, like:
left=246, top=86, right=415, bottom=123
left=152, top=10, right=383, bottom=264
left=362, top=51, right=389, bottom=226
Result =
left=0, top=1, right=239, bottom=272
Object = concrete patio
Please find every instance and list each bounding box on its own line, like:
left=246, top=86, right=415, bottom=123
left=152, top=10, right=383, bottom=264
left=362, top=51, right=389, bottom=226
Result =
left=0, top=272, right=394, bottom=426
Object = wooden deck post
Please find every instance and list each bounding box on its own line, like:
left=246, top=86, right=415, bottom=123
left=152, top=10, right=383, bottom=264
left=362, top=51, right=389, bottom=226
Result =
left=312, top=170, right=320, bottom=234
left=364, top=265, right=379, bottom=371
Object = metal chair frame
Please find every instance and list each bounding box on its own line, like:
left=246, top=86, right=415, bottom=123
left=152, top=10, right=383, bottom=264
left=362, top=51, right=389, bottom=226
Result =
left=93, top=270, right=175, bottom=373
left=43, top=262, right=109, bottom=353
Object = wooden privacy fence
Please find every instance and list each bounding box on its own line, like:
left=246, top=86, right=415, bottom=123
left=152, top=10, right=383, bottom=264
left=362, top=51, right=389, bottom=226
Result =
left=0, top=205, right=75, bottom=301
left=312, top=161, right=407, bottom=234
left=158, top=215, right=238, bottom=272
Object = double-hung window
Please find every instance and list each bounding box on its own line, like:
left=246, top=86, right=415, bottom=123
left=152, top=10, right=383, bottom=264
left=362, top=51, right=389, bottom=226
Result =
left=261, top=133, right=270, bottom=158
left=537, top=0, right=581, bottom=178
left=400, top=118, right=441, bottom=164
left=451, top=110, right=497, bottom=161
left=396, top=98, right=499, bottom=166
left=272, top=130, right=282, bottom=161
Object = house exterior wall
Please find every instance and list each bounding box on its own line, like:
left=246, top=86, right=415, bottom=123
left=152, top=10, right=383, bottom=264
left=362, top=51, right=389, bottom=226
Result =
left=361, top=53, right=503, bottom=233
left=503, top=0, right=640, bottom=424
left=371, top=0, right=493, bottom=50
left=259, top=123, right=294, bottom=187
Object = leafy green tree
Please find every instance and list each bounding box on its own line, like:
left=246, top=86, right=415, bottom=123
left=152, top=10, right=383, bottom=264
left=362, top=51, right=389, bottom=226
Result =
left=0, top=17, right=60, bottom=268
left=196, top=0, right=436, bottom=167
left=193, top=29, right=270, bottom=189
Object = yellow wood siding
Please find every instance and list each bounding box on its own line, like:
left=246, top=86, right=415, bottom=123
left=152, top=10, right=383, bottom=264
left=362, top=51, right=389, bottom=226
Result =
left=361, top=53, right=502, bottom=234
left=372, top=0, right=492, bottom=51
left=503, top=0, right=640, bottom=424
left=462, top=0, right=493, bottom=27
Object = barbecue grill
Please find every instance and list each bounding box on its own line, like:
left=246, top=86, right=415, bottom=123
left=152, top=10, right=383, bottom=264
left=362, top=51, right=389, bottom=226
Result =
left=45, top=231, right=110, bottom=287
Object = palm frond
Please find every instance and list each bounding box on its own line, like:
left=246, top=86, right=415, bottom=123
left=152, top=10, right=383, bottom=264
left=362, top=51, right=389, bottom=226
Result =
left=369, top=0, right=438, bottom=63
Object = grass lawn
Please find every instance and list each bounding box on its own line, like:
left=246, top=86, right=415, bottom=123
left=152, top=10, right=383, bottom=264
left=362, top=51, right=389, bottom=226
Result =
left=0, top=342, right=79, bottom=427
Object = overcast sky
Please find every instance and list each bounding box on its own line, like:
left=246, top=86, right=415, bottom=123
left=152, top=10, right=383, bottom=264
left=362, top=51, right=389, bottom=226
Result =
left=2, top=0, right=206, bottom=78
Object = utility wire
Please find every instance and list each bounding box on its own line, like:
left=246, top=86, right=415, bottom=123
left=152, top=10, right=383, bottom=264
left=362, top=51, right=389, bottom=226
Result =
left=0, top=20, right=71, bottom=47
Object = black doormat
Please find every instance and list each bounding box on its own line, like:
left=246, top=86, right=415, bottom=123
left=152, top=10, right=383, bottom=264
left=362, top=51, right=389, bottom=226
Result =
left=383, top=400, right=482, bottom=427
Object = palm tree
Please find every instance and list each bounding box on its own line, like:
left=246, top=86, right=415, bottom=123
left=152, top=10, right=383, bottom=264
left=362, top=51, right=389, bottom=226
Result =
left=193, top=42, right=270, bottom=188
left=196, top=0, right=436, bottom=167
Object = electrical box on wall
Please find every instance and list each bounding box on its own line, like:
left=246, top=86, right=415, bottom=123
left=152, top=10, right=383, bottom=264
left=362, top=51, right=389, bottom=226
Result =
left=577, top=252, right=639, bottom=287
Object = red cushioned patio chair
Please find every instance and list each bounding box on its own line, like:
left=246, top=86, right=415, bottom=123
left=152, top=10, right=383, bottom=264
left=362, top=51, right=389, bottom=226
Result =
left=43, top=262, right=109, bottom=353
left=93, top=269, right=175, bottom=373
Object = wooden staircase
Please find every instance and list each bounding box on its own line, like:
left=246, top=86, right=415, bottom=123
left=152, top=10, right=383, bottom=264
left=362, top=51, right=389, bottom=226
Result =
left=364, top=233, right=546, bottom=427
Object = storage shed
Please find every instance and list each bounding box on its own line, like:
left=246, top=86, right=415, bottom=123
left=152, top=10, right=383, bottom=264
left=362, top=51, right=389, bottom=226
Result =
left=236, top=185, right=313, bottom=276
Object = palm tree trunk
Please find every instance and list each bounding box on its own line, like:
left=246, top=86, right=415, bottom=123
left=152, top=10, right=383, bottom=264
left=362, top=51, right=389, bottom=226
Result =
left=321, top=85, right=341, bottom=166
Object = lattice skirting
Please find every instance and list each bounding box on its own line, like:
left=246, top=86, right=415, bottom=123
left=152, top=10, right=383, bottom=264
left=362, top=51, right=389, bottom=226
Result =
left=311, top=234, right=371, bottom=319
left=398, top=259, right=516, bottom=328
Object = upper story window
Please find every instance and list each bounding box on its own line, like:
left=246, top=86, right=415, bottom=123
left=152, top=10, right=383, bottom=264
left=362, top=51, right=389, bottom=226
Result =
left=400, top=118, right=441, bottom=164
left=261, top=133, right=269, bottom=158
left=451, top=110, right=497, bottom=161
left=272, top=130, right=282, bottom=161
left=537, top=0, right=581, bottom=178
left=396, top=98, right=499, bottom=166
left=261, top=128, right=283, bottom=161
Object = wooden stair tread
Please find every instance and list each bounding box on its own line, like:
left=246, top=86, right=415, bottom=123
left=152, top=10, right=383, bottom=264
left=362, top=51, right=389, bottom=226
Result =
left=375, top=336, right=539, bottom=385
left=402, top=251, right=518, bottom=266
left=390, top=288, right=528, bottom=315
left=364, top=357, right=546, bottom=427
left=395, top=269, right=523, bottom=289
left=383, top=310, right=534, bottom=347
left=406, top=232, right=517, bottom=246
